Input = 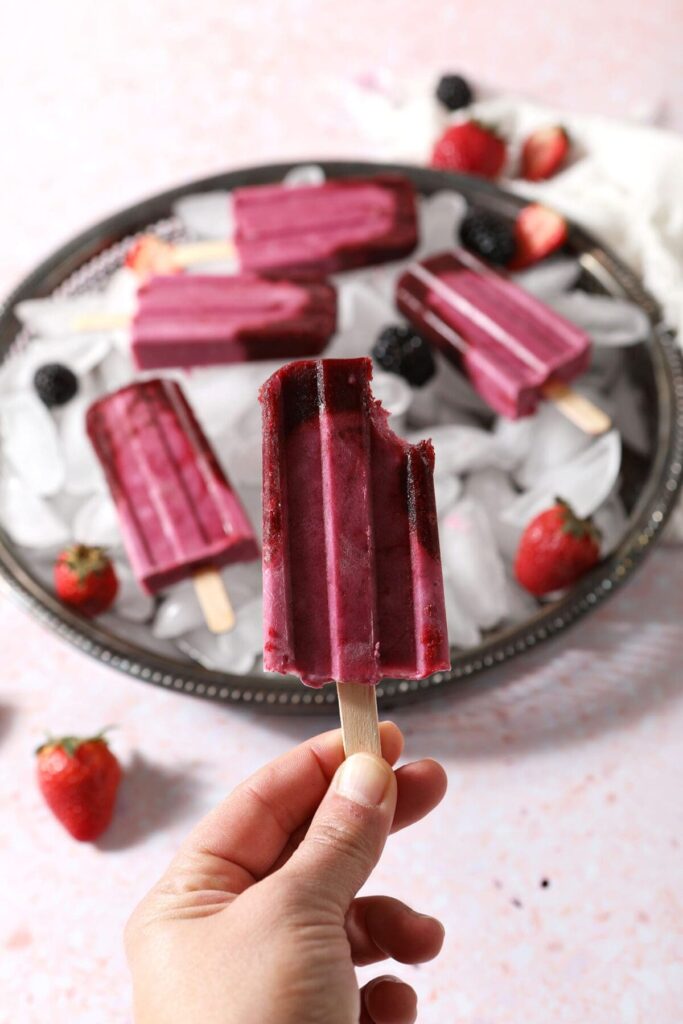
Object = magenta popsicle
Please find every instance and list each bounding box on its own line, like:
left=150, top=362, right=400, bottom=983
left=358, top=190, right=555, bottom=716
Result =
left=131, top=273, right=337, bottom=370
left=396, top=250, right=592, bottom=419
left=232, top=174, right=418, bottom=274
left=86, top=379, right=258, bottom=595
left=260, top=357, right=450, bottom=688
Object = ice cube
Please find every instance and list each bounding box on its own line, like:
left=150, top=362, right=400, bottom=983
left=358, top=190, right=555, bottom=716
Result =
left=112, top=564, right=155, bottom=622
left=432, top=355, right=493, bottom=419
left=0, top=475, right=70, bottom=548
left=442, top=579, right=481, bottom=649
left=214, top=404, right=263, bottom=487
left=512, top=259, right=581, bottom=300
left=1, top=392, right=65, bottom=496
left=328, top=284, right=396, bottom=359
left=592, top=495, right=628, bottom=556
left=501, top=430, right=622, bottom=527
left=61, top=393, right=106, bottom=496
left=283, top=165, right=326, bottom=187
left=463, top=468, right=522, bottom=561
left=173, top=191, right=232, bottom=240
left=440, top=497, right=509, bottom=629
left=97, top=346, right=137, bottom=391
left=183, top=361, right=285, bottom=440
left=153, top=580, right=205, bottom=639
left=72, top=492, right=123, bottom=548
left=434, top=475, right=463, bottom=513
left=492, top=415, right=536, bottom=465
left=414, top=424, right=521, bottom=477
left=548, top=292, right=650, bottom=346
left=179, top=595, right=263, bottom=675
left=416, top=190, right=468, bottom=256
left=514, top=403, right=592, bottom=488
left=371, top=371, right=412, bottom=428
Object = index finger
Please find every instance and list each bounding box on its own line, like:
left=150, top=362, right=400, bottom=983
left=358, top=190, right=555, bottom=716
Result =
left=172, top=721, right=404, bottom=892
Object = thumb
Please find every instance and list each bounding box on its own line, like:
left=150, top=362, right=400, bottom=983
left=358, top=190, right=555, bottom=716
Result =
left=283, top=753, right=397, bottom=914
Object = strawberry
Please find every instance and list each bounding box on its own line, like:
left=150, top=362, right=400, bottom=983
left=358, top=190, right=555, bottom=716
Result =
left=36, top=731, right=122, bottom=841
left=521, top=125, right=569, bottom=182
left=125, top=235, right=179, bottom=278
left=510, top=203, right=568, bottom=269
left=515, top=498, right=601, bottom=596
left=54, top=545, right=118, bottom=618
left=430, top=121, right=507, bottom=179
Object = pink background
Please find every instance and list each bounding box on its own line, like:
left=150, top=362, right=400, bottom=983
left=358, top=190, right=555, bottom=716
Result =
left=1, top=2, right=683, bottom=1021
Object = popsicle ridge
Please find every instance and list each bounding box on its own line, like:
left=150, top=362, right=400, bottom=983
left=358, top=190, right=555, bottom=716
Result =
left=260, top=357, right=450, bottom=687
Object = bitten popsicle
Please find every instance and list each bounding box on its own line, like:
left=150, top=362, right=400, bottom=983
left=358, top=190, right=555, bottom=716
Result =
left=396, top=250, right=610, bottom=434
left=260, top=358, right=450, bottom=754
left=87, top=378, right=259, bottom=632
left=125, top=175, right=419, bottom=277
left=74, top=273, right=337, bottom=370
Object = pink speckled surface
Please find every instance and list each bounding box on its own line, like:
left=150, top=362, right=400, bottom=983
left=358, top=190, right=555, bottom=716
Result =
left=1, top=3, right=683, bottom=1021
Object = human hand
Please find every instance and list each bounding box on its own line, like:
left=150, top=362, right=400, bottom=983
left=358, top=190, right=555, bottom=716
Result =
left=126, top=722, right=446, bottom=1024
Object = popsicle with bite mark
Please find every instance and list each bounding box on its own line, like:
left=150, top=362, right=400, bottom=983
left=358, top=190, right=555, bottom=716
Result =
left=259, top=358, right=450, bottom=753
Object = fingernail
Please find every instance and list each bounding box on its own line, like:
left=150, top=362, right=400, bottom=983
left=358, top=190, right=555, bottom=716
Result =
left=335, top=753, right=391, bottom=807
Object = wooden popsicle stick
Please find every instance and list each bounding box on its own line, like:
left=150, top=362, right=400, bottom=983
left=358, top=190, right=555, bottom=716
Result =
left=541, top=379, right=611, bottom=436
left=193, top=568, right=235, bottom=634
left=72, top=311, right=131, bottom=332
left=336, top=682, right=381, bottom=757
left=173, top=239, right=237, bottom=267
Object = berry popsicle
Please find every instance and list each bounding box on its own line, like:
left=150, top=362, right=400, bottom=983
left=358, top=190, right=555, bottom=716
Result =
left=260, top=358, right=450, bottom=752
left=86, top=378, right=259, bottom=632
left=126, top=174, right=418, bottom=277
left=396, top=250, right=610, bottom=434
left=74, top=273, right=337, bottom=370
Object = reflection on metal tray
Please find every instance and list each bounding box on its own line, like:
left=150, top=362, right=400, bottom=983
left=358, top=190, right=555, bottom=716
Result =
left=0, top=161, right=681, bottom=714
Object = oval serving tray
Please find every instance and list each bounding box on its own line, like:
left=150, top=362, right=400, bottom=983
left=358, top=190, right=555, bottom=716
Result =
left=0, top=160, right=682, bottom=714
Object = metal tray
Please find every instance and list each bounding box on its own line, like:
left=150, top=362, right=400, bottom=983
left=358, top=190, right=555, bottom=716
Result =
left=0, top=160, right=681, bottom=713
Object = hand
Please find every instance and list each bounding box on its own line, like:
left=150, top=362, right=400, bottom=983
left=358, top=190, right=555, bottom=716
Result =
left=126, top=722, right=446, bottom=1024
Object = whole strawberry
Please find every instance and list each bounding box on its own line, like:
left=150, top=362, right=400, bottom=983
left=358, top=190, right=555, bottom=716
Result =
left=515, top=498, right=601, bottom=596
left=431, top=121, right=507, bottom=179
left=36, top=731, right=122, bottom=841
left=54, top=545, right=119, bottom=617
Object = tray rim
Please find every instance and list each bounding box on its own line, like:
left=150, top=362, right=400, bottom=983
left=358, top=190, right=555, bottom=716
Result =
left=0, top=159, right=681, bottom=715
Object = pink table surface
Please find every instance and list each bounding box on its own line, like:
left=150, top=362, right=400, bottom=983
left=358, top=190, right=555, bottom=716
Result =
left=1, top=3, right=683, bottom=1021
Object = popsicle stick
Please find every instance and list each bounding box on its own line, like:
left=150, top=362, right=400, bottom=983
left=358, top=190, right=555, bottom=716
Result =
left=173, top=239, right=237, bottom=267
left=542, top=380, right=611, bottom=436
left=193, top=569, right=235, bottom=634
left=336, top=682, right=381, bottom=757
left=72, top=311, right=131, bottom=332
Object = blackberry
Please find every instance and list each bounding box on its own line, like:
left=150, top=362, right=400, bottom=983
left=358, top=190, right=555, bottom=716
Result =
left=435, top=73, right=473, bottom=112
left=459, top=209, right=516, bottom=266
left=33, top=364, right=79, bottom=408
left=372, top=325, right=435, bottom=388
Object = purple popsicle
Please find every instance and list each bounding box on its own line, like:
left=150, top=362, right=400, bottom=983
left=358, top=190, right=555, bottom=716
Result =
left=396, top=249, right=592, bottom=419
left=86, top=379, right=258, bottom=595
left=131, top=273, right=337, bottom=370
left=260, top=357, right=450, bottom=688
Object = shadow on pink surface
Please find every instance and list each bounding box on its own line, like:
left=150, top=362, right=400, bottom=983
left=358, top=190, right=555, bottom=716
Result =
left=96, top=752, right=204, bottom=852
